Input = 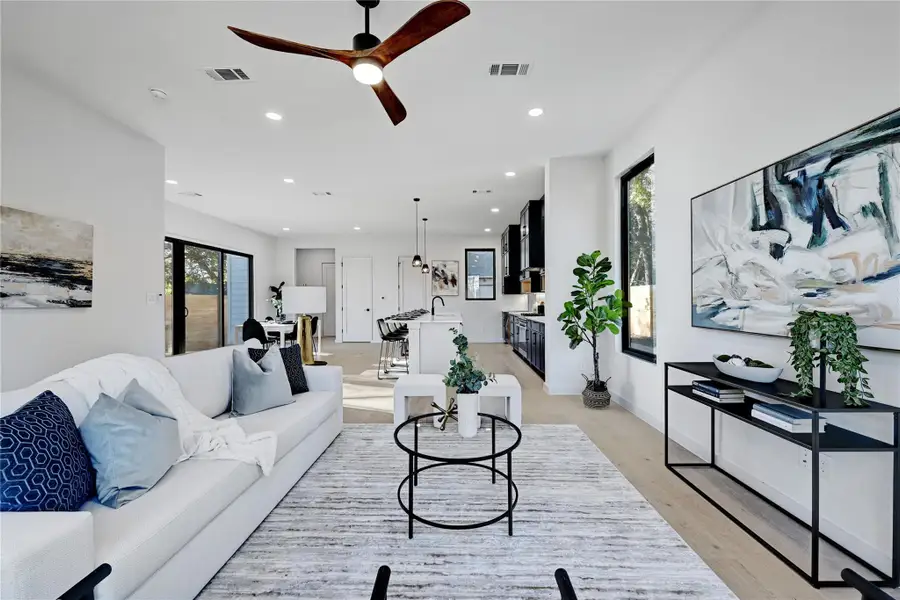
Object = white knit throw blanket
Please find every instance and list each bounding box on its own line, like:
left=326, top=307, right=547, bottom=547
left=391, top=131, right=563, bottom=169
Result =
left=45, top=353, right=277, bottom=475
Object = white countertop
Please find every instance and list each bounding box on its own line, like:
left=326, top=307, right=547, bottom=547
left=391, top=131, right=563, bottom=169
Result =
left=509, top=312, right=546, bottom=323
left=386, top=312, right=463, bottom=325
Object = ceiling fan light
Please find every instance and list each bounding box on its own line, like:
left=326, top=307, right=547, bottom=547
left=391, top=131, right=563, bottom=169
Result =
left=352, top=59, right=383, bottom=85
left=412, top=255, right=423, bottom=267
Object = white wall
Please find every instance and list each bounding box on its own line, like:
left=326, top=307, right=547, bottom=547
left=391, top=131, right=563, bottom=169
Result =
left=164, top=202, right=278, bottom=320
left=1, top=66, right=165, bottom=391
left=544, top=155, right=607, bottom=394
left=595, top=2, right=900, bottom=571
left=275, top=233, right=527, bottom=343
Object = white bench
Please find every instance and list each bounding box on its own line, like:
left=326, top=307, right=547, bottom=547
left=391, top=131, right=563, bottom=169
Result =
left=478, top=374, right=522, bottom=428
left=393, top=374, right=447, bottom=428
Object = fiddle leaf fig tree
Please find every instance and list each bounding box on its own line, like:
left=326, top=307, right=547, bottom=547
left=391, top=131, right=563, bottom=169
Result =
left=558, top=251, right=631, bottom=391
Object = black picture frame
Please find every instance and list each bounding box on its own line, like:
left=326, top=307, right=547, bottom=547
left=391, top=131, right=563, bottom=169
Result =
left=464, top=248, right=496, bottom=301
left=620, top=153, right=657, bottom=363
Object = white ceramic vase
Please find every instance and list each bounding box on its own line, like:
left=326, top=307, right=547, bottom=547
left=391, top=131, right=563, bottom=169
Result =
left=456, top=393, right=480, bottom=438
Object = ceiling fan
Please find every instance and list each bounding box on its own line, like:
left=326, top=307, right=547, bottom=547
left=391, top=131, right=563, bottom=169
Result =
left=228, top=0, right=470, bottom=126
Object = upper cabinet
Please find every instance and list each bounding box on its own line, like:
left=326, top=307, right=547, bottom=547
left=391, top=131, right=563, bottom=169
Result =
left=500, top=225, right=521, bottom=295
left=501, top=197, right=544, bottom=294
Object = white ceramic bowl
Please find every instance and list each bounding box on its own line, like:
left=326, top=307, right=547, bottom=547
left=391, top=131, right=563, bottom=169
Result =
left=712, top=355, right=783, bottom=383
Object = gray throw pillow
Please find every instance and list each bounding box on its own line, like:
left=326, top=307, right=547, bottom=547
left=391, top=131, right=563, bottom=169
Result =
left=232, top=346, right=294, bottom=416
left=79, top=380, right=180, bottom=508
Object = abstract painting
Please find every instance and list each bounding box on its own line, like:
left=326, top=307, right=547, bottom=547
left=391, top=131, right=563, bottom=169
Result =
left=692, top=108, right=900, bottom=351
left=431, top=260, right=459, bottom=296
left=1, top=206, right=93, bottom=308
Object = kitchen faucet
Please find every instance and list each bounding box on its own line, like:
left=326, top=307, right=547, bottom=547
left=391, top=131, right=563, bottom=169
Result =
left=431, top=295, right=445, bottom=316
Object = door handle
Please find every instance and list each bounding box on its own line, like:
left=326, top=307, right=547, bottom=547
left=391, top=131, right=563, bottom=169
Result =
left=184, top=307, right=189, bottom=318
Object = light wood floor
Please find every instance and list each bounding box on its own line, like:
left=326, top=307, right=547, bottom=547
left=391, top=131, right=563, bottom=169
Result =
left=318, top=338, right=895, bottom=600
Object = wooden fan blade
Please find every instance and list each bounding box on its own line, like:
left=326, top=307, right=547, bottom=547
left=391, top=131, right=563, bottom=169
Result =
left=372, top=79, right=407, bottom=126
left=227, top=26, right=359, bottom=66
left=370, top=0, right=470, bottom=65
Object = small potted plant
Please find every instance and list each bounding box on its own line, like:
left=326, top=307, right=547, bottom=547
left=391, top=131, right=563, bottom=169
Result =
left=788, top=310, right=872, bottom=407
left=443, top=327, right=494, bottom=438
left=558, top=251, right=631, bottom=409
left=269, top=282, right=285, bottom=321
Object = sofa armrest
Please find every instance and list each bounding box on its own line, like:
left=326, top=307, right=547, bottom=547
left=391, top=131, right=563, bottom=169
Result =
left=1, top=511, right=94, bottom=600
left=305, top=365, right=343, bottom=394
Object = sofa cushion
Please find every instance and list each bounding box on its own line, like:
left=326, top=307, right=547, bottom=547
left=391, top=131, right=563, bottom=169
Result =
left=232, top=347, right=294, bottom=416
left=0, top=391, right=95, bottom=512
left=1, top=381, right=90, bottom=425
left=217, top=390, right=340, bottom=463
left=161, top=341, right=261, bottom=418
left=88, top=457, right=259, bottom=600
left=249, top=344, right=309, bottom=395
left=79, top=381, right=180, bottom=508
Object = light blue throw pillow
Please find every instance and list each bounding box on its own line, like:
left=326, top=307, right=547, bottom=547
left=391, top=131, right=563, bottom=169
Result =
left=232, top=346, right=294, bottom=416
left=79, top=380, right=180, bottom=508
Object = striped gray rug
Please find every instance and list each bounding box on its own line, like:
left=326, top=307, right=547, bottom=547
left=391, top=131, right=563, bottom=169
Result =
left=198, top=424, right=736, bottom=599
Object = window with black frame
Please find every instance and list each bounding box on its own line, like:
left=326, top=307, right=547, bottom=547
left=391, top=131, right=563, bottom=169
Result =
left=465, top=248, right=496, bottom=301
left=620, top=155, right=656, bottom=361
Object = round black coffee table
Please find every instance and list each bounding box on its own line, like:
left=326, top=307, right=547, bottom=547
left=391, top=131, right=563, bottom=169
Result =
left=393, top=412, right=522, bottom=539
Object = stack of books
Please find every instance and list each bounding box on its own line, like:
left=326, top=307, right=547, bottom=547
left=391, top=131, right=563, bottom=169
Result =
left=691, top=380, right=745, bottom=403
left=751, top=402, right=826, bottom=433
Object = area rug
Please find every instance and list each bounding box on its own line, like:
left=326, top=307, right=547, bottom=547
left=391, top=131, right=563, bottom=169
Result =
left=198, top=424, right=736, bottom=599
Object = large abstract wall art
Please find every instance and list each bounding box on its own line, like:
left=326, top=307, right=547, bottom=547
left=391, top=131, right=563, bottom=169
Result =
left=0, top=206, right=94, bottom=308
left=691, top=108, right=900, bottom=351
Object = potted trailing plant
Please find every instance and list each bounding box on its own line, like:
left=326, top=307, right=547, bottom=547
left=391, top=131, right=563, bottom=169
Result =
left=558, top=251, right=631, bottom=409
left=443, top=327, right=494, bottom=438
left=269, top=282, right=285, bottom=321
left=787, top=310, right=872, bottom=407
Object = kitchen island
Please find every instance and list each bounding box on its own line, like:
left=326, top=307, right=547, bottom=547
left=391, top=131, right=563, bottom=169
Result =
left=386, top=312, right=463, bottom=376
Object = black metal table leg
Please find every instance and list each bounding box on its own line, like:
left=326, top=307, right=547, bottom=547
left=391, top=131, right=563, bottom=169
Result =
left=507, top=451, right=513, bottom=536
left=893, top=413, right=899, bottom=585
left=492, top=416, right=496, bottom=484
left=664, top=364, right=669, bottom=466
left=811, top=410, right=820, bottom=587
left=408, top=452, right=414, bottom=539
left=414, top=421, right=418, bottom=487
left=710, top=407, right=716, bottom=466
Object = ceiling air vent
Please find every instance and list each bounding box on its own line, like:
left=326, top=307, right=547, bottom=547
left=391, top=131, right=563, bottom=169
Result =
left=311, top=191, right=332, bottom=197
left=204, top=67, right=251, bottom=82
left=178, top=191, right=204, bottom=198
left=489, top=63, right=530, bottom=76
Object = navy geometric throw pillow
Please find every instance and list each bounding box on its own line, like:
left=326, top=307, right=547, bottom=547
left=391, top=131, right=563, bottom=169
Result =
left=0, top=391, right=95, bottom=511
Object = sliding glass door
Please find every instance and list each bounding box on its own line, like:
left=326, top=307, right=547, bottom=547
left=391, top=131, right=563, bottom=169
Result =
left=164, top=238, right=253, bottom=356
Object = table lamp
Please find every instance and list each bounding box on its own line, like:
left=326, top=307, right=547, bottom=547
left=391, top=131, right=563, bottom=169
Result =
left=281, top=286, right=326, bottom=365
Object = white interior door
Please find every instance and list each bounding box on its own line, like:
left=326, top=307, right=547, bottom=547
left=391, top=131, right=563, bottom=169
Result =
left=343, top=257, right=373, bottom=342
left=322, top=262, right=336, bottom=337
left=398, top=256, right=425, bottom=312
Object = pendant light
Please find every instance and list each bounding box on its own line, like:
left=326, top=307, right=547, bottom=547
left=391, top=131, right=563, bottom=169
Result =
left=411, top=198, right=422, bottom=267
left=421, top=217, right=430, bottom=274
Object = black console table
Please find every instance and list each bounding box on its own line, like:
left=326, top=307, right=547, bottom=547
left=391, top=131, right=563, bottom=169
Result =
left=664, top=362, right=899, bottom=589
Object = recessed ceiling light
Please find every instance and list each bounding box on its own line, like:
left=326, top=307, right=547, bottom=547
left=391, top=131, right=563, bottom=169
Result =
left=484, top=228, right=491, bottom=232
left=528, top=108, right=543, bottom=117
left=353, top=226, right=361, bottom=231
left=282, top=227, right=291, bottom=231
left=490, top=208, right=500, bottom=213
left=265, top=112, right=283, bottom=121
left=505, top=172, right=516, bottom=177
left=165, top=179, right=178, bottom=185
left=283, top=178, right=294, bottom=183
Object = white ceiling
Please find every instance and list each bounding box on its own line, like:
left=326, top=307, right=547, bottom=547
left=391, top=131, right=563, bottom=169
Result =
left=3, top=1, right=760, bottom=236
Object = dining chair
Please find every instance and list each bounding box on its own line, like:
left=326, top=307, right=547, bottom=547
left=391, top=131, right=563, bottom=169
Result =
left=241, top=318, right=272, bottom=348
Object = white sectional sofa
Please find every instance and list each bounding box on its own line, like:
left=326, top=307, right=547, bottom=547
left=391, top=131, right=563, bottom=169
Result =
left=0, top=342, right=343, bottom=600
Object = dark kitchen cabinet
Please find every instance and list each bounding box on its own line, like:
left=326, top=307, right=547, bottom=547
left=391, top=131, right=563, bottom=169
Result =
left=519, top=197, right=545, bottom=293
left=509, top=314, right=545, bottom=379
left=500, top=225, right=521, bottom=295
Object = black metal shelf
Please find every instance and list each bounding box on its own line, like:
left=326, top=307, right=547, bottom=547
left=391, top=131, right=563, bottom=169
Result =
left=664, top=362, right=899, bottom=590
left=667, top=386, right=894, bottom=452
left=668, top=362, right=900, bottom=413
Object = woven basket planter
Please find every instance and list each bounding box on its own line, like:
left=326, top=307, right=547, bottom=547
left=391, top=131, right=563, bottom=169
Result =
left=582, top=386, right=611, bottom=409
